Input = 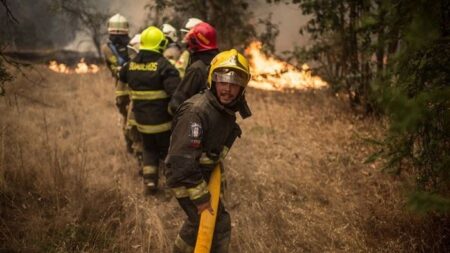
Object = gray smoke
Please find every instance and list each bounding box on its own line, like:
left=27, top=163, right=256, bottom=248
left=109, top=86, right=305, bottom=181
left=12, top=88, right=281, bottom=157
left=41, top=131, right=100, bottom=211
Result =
left=0, top=0, right=78, bottom=50
left=1, top=0, right=310, bottom=55
left=253, top=1, right=310, bottom=53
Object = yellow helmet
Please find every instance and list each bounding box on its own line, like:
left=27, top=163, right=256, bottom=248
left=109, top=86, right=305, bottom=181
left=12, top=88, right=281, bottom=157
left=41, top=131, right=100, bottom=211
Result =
left=139, top=26, right=168, bottom=53
left=207, top=49, right=251, bottom=89
left=107, top=13, right=129, bottom=35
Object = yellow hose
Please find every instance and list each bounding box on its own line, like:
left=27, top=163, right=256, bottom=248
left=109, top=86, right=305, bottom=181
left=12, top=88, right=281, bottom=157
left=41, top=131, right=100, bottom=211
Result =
left=194, top=164, right=221, bottom=253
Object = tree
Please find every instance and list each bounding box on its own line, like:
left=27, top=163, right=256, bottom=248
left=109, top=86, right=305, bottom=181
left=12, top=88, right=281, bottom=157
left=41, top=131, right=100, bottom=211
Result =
left=277, top=0, right=449, bottom=213
left=0, top=0, right=18, bottom=95
left=52, top=0, right=109, bottom=57
left=376, top=0, right=450, bottom=213
left=145, top=0, right=257, bottom=50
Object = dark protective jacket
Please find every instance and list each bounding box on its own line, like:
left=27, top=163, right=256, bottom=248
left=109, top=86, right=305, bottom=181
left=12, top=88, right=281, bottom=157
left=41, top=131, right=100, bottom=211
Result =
left=119, top=50, right=180, bottom=134
left=165, top=90, right=241, bottom=205
left=102, top=35, right=130, bottom=79
left=168, top=50, right=218, bottom=114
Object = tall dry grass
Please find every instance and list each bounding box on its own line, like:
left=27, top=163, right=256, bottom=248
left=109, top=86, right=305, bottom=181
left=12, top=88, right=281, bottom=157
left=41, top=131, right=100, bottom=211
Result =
left=0, top=65, right=448, bottom=252
left=0, top=65, right=177, bottom=252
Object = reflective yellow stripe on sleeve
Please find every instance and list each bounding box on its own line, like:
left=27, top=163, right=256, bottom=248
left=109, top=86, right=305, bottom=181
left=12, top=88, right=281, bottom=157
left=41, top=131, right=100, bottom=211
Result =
left=198, top=146, right=230, bottom=165
left=115, top=90, right=129, bottom=96
left=187, top=181, right=209, bottom=200
left=136, top=121, right=171, bottom=134
left=127, top=119, right=137, bottom=127
left=171, top=186, right=190, bottom=198
left=199, top=153, right=215, bottom=165
left=130, top=90, right=169, bottom=100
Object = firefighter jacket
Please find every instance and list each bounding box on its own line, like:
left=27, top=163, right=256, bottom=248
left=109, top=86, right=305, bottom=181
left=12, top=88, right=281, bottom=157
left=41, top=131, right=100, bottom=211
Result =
left=163, top=42, right=182, bottom=66
left=165, top=90, right=242, bottom=206
left=102, top=35, right=130, bottom=79
left=119, top=50, right=180, bottom=134
left=168, top=50, right=218, bottom=114
left=174, top=50, right=189, bottom=79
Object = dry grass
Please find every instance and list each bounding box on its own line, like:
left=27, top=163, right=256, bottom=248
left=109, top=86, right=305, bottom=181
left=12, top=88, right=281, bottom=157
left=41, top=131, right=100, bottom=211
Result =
left=0, top=65, right=448, bottom=252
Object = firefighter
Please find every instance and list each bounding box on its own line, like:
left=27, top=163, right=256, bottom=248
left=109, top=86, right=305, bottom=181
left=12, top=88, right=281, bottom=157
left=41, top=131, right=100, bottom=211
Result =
left=101, top=13, right=133, bottom=153
left=168, top=22, right=219, bottom=114
left=165, top=49, right=252, bottom=253
left=175, top=17, right=204, bottom=78
left=127, top=33, right=141, bottom=59
left=162, top=23, right=182, bottom=66
left=126, top=33, right=144, bottom=168
left=119, top=26, right=180, bottom=192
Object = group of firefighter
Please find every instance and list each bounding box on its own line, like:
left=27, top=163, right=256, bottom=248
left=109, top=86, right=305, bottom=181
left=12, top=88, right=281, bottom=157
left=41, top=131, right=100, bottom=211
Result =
left=101, top=13, right=252, bottom=253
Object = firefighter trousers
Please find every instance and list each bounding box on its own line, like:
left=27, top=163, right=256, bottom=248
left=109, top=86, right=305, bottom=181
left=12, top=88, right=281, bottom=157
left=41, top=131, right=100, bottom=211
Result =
left=173, top=197, right=231, bottom=253
left=116, top=95, right=133, bottom=153
left=141, top=130, right=171, bottom=186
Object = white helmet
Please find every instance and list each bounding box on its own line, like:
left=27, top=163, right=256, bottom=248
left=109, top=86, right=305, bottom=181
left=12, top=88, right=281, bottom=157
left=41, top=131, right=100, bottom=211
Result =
left=129, top=34, right=141, bottom=47
left=127, top=33, right=141, bottom=53
left=107, top=13, right=129, bottom=35
left=162, top=23, right=178, bottom=43
left=180, top=17, right=203, bottom=33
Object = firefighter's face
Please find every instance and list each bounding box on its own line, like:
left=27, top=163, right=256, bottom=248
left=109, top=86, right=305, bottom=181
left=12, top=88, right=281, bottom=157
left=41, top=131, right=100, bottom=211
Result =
left=215, top=82, right=241, bottom=105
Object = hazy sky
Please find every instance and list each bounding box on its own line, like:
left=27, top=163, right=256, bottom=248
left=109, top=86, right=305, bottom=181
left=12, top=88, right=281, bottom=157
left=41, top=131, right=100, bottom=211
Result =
left=253, top=1, right=310, bottom=52
left=103, top=0, right=310, bottom=53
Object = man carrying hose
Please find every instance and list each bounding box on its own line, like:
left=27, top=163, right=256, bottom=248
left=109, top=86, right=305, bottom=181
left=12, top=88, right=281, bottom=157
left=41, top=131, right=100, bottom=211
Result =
left=165, top=49, right=252, bottom=253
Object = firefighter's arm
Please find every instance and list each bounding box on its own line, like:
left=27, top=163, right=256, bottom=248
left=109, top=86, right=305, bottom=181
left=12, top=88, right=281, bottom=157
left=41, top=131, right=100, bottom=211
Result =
left=165, top=111, right=210, bottom=206
left=118, top=62, right=129, bottom=84
left=161, top=62, right=181, bottom=97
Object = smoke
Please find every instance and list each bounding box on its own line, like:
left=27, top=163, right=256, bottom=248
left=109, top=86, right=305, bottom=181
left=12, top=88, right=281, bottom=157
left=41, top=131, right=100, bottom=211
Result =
left=1, top=0, right=310, bottom=55
left=105, top=0, right=149, bottom=35
left=253, top=1, right=310, bottom=53
left=0, top=0, right=78, bottom=51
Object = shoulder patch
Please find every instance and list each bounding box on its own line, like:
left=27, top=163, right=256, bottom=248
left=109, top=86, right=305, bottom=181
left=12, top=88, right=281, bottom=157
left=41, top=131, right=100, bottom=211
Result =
left=189, top=122, right=202, bottom=148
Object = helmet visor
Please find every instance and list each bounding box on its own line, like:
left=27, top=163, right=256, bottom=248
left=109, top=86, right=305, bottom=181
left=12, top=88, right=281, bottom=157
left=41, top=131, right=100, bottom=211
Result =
left=212, top=68, right=248, bottom=87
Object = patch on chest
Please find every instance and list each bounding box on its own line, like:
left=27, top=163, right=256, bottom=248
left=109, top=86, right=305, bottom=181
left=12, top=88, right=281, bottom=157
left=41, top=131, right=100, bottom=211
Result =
left=189, top=122, right=203, bottom=148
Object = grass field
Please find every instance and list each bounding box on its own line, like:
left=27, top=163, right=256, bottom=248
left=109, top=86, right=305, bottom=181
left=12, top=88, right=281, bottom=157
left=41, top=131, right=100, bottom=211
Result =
left=0, top=65, right=448, bottom=252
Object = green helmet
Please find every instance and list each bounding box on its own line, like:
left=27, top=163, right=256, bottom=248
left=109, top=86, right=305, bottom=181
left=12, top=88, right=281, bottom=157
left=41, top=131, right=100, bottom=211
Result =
left=107, top=13, right=129, bottom=35
left=139, top=26, right=168, bottom=53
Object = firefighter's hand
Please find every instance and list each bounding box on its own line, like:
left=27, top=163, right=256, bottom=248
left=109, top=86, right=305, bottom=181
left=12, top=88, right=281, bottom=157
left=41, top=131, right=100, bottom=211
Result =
left=196, top=200, right=214, bottom=215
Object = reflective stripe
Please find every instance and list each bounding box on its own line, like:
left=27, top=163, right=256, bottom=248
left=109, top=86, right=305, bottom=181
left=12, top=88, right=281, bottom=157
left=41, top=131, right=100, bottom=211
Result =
left=115, top=90, right=129, bottom=96
left=175, top=234, right=194, bottom=253
left=220, top=146, right=230, bottom=159
left=171, top=186, right=189, bottom=198
left=199, top=153, right=215, bottom=165
left=130, top=90, right=168, bottom=100
left=143, top=165, right=158, bottom=175
left=187, top=181, right=208, bottom=200
left=137, top=121, right=171, bottom=134
left=198, top=146, right=230, bottom=165
left=127, top=119, right=137, bottom=126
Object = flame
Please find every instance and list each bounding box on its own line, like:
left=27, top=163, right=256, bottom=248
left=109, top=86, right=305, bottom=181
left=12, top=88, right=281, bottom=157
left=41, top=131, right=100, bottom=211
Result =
left=48, top=58, right=99, bottom=74
left=244, top=41, right=327, bottom=91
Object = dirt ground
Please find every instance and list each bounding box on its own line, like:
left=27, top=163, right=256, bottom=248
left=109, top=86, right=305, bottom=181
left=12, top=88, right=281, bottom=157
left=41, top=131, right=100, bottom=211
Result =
left=0, top=65, right=448, bottom=252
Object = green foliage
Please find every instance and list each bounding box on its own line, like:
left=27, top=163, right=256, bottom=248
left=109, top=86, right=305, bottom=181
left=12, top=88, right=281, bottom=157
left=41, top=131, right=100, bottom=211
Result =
left=145, top=0, right=259, bottom=50
left=288, top=0, right=449, bottom=213
left=375, top=1, right=450, bottom=213
left=408, top=191, right=450, bottom=213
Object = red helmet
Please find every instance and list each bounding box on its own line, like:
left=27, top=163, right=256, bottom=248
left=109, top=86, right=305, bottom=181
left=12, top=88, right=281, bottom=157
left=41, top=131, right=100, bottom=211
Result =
left=184, top=22, right=218, bottom=52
